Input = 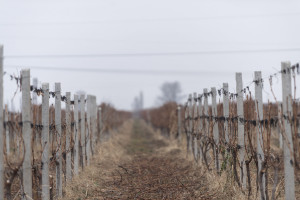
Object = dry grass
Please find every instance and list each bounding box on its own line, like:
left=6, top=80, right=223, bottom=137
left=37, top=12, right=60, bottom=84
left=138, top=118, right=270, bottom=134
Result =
left=62, top=120, right=133, bottom=199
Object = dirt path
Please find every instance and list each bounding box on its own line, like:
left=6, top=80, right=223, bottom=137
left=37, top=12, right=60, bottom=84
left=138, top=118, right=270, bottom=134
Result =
left=63, top=120, right=220, bottom=200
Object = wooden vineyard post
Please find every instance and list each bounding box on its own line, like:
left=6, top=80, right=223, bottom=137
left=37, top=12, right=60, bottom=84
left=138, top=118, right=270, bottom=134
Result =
left=188, top=94, right=193, bottom=154
left=55, top=83, right=63, bottom=197
left=0, top=45, right=4, bottom=200
left=203, top=89, right=209, bottom=163
left=49, top=106, right=54, bottom=157
left=254, top=71, right=265, bottom=199
left=91, top=96, right=95, bottom=153
left=41, top=83, right=50, bottom=200
left=223, top=83, right=229, bottom=143
left=281, top=61, right=295, bottom=199
left=223, top=83, right=230, bottom=171
left=203, top=89, right=209, bottom=138
left=80, top=94, right=86, bottom=168
left=94, top=97, right=98, bottom=147
left=177, top=105, right=181, bottom=143
left=65, top=92, right=72, bottom=182
left=5, top=105, right=9, bottom=154
left=86, top=95, right=91, bottom=166
left=193, top=92, right=198, bottom=162
left=236, top=72, right=246, bottom=189
left=98, top=106, right=102, bottom=143
left=92, top=96, right=97, bottom=154
left=74, top=94, right=79, bottom=175
left=32, top=78, right=40, bottom=148
left=21, top=69, right=33, bottom=199
left=90, top=95, right=95, bottom=154
left=184, top=101, right=189, bottom=154
left=211, top=87, right=219, bottom=172
left=197, top=94, right=203, bottom=162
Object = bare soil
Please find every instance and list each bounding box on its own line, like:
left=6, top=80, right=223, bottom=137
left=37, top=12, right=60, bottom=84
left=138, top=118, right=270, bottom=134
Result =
left=63, top=120, right=221, bottom=200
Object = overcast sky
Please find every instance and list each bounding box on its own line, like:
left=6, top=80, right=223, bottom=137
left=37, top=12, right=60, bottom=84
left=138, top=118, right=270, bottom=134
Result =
left=1, top=0, right=300, bottom=111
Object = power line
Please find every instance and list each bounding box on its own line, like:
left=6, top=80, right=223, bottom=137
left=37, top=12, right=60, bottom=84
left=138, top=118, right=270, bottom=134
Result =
left=3, top=65, right=236, bottom=76
left=3, top=48, right=300, bottom=59
left=0, top=12, right=299, bottom=26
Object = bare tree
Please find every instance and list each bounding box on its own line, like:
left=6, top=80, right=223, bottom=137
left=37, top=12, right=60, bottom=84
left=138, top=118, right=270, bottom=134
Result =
left=157, top=81, right=183, bottom=104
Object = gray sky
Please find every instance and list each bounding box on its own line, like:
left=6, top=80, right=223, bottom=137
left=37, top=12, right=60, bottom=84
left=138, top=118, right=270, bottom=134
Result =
left=1, top=0, right=300, bottom=111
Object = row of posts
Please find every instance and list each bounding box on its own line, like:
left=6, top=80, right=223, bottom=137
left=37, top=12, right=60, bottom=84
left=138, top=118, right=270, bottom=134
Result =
left=177, top=62, right=295, bottom=200
left=0, top=46, right=103, bottom=200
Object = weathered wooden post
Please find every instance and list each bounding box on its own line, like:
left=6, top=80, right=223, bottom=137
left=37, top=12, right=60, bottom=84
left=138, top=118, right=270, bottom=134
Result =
left=91, top=96, right=97, bottom=154
left=65, top=92, right=72, bottom=181
left=177, top=105, right=181, bottom=143
left=91, top=96, right=94, bottom=153
left=86, top=95, right=91, bottom=166
left=203, top=89, right=209, bottom=138
left=203, top=89, right=209, bottom=163
left=55, top=83, right=62, bottom=197
left=281, top=61, right=295, bottom=199
left=21, top=69, right=33, bottom=199
left=211, top=87, right=219, bottom=172
left=254, top=71, right=265, bottom=199
left=184, top=101, right=189, bottom=154
left=222, top=83, right=230, bottom=171
left=74, top=95, right=79, bottom=175
left=193, top=92, right=198, bottom=162
left=98, top=106, right=102, bottom=143
left=0, top=45, right=4, bottom=200
left=32, top=78, right=40, bottom=148
left=5, top=105, right=9, bottom=154
left=188, top=94, right=193, bottom=154
left=80, top=94, right=86, bottom=168
left=197, top=94, right=203, bottom=162
left=41, top=83, right=50, bottom=200
left=236, top=72, right=246, bottom=189
left=49, top=106, right=54, bottom=155
left=223, top=83, right=229, bottom=143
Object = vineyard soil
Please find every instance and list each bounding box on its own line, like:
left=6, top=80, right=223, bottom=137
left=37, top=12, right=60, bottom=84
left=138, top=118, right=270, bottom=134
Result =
left=63, top=120, right=236, bottom=200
